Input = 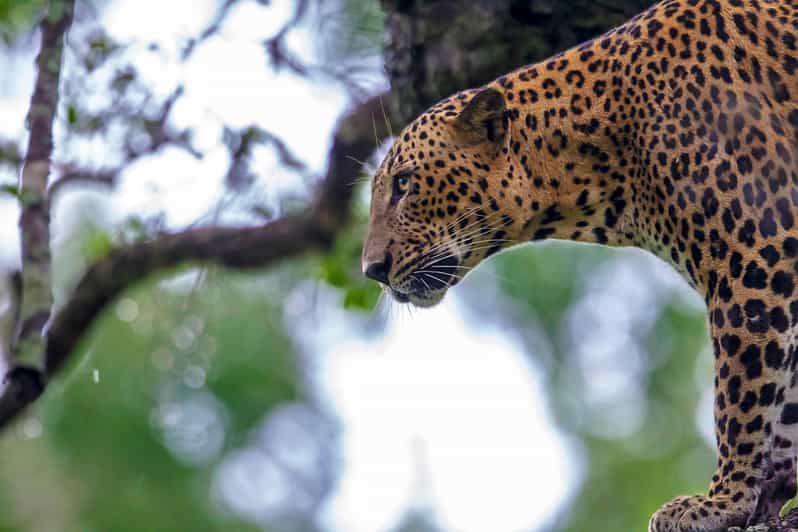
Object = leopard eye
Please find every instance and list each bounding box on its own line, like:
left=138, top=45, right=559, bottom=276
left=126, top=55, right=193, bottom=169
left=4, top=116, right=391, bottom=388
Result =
left=391, top=171, right=412, bottom=204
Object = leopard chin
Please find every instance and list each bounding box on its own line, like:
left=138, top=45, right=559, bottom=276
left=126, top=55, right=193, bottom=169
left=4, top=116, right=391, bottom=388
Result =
left=407, top=290, right=446, bottom=308
left=389, top=287, right=447, bottom=308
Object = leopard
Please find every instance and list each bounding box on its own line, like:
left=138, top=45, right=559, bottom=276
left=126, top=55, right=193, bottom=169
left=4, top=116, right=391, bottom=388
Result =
left=361, top=0, right=798, bottom=530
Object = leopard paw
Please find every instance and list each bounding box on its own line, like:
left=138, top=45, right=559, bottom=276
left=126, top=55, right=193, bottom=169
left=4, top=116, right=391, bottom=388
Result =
left=649, top=494, right=752, bottom=532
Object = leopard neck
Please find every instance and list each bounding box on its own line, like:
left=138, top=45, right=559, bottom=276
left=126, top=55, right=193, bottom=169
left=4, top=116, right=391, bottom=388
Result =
left=492, top=37, right=646, bottom=252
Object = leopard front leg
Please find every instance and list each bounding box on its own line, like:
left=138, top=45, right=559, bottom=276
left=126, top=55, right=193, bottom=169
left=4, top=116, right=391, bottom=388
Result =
left=649, top=494, right=751, bottom=532
left=650, top=280, right=797, bottom=532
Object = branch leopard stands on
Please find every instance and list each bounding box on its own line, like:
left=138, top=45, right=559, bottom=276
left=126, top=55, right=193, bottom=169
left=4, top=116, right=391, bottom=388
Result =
left=362, top=0, right=798, bottom=530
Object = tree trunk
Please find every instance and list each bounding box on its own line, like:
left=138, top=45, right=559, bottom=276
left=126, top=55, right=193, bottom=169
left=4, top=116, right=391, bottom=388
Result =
left=381, top=0, right=650, bottom=122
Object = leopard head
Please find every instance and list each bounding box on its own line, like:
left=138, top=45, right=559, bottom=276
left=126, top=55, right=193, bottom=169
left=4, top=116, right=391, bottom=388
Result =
left=362, top=87, right=525, bottom=307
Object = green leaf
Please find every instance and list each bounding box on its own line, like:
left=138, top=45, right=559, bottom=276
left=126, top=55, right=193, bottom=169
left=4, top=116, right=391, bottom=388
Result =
left=83, top=227, right=113, bottom=261
left=66, top=104, right=78, bottom=125
left=319, top=258, right=349, bottom=288
left=0, top=183, right=18, bottom=197
left=18, top=189, right=41, bottom=207
left=343, top=283, right=381, bottom=311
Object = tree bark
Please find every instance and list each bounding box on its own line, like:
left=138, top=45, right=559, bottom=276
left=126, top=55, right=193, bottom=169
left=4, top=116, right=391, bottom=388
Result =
left=730, top=511, right=798, bottom=532
left=381, top=0, right=651, bottom=123
left=0, top=0, right=75, bottom=428
left=15, top=0, right=74, bottom=363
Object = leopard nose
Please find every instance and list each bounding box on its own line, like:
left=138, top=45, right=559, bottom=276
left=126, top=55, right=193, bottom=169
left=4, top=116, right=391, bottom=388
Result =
left=364, top=254, right=392, bottom=285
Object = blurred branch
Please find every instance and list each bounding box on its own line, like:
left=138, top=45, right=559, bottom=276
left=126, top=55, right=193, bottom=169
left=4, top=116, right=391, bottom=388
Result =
left=123, top=85, right=191, bottom=159
left=0, top=273, right=21, bottom=371
left=49, top=85, right=197, bottom=199
left=0, top=139, right=23, bottom=172
left=14, top=0, right=74, bottom=364
left=0, top=0, right=74, bottom=429
left=264, top=0, right=309, bottom=75
left=181, top=0, right=242, bottom=60
left=47, top=167, right=116, bottom=196
left=260, top=0, right=370, bottom=97
left=223, top=125, right=307, bottom=191
left=0, top=92, right=398, bottom=430
left=591, top=0, right=633, bottom=15
left=258, top=128, right=307, bottom=173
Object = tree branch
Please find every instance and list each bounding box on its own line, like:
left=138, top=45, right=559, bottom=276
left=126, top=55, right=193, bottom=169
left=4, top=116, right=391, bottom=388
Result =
left=223, top=125, right=308, bottom=191
left=0, top=273, right=21, bottom=371
left=46, top=167, right=117, bottom=198
left=49, top=85, right=199, bottom=199
left=181, top=0, right=242, bottom=60
left=729, top=508, right=798, bottom=531
left=14, top=0, right=74, bottom=361
left=0, top=92, right=399, bottom=430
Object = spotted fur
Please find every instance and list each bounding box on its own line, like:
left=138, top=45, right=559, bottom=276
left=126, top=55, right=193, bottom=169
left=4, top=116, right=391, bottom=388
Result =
left=362, top=1, right=798, bottom=529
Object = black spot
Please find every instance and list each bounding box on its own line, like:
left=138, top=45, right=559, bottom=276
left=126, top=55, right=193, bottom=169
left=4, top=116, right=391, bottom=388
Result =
left=781, top=403, right=798, bottom=424
left=702, top=189, right=719, bottom=217
left=759, top=245, right=781, bottom=267
left=772, top=271, right=795, bottom=298
left=737, top=155, right=753, bottom=174
left=728, top=304, right=744, bottom=327
left=738, top=219, right=756, bottom=247
left=721, top=334, right=741, bottom=356
left=746, top=415, right=763, bottom=434
left=532, top=227, right=556, bottom=240
left=728, top=416, right=742, bottom=445
left=742, top=261, right=768, bottom=289
left=760, top=383, right=777, bottom=406
left=718, top=277, right=733, bottom=301
left=759, top=209, right=778, bottom=238
left=765, top=341, right=785, bottom=370
left=771, top=306, right=789, bottom=333
left=740, top=345, right=762, bottom=379
left=728, top=375, right=742, bottom=405
left=740, top=391, right=757, bottom=413
left=737, top=442, right=755, bottom=455
left=592, top=227, right=608, bottom=244
left=744, top=299, right=769, bottom=333
left=776, top=198, right=794, bottom=229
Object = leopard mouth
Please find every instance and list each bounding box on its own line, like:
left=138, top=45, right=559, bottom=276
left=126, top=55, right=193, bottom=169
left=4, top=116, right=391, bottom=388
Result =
left=390, top=254, right=460, bottom=307
left=389, top=287, right=446, bottom=308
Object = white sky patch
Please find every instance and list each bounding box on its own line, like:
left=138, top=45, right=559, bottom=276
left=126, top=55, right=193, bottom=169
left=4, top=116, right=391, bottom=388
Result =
left=0, top=49, right=34, bottom=139
left=104, top=0, right=220, bottom=51
left=0, top=47, right=33, bottom=271
left=317, top=301, right=577, bottom=532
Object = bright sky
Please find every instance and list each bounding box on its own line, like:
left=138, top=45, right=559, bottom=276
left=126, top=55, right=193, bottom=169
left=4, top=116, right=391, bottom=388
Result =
left=0, top=1, right=580, bottom=531
left=313, top=298, right=576, bottom=532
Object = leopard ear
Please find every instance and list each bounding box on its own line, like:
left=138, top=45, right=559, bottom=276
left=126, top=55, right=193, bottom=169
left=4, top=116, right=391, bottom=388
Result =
left=451, top=88, right=508, bottom=154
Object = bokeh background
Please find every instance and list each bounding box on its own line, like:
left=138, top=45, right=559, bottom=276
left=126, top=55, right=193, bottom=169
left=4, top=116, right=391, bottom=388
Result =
left=0, top=0, right=723, bottom=531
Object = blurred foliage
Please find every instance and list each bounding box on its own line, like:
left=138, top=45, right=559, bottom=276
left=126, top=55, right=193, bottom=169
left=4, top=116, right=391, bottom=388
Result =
left=486, top=244, right=714, bottom=532
left=313, top=169, right=382, bottom=312
left=317, top=0, right=384, bottom=64
left=0, top=0, right=42, bottom=44
left=389, top=508, right=444, bottom=532
left=317, top=221, right=382, bottom=312
left=0, top=269, right=304, bottom=531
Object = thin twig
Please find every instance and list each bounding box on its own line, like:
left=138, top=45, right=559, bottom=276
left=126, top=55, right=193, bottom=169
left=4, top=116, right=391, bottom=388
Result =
left=14, top=0, right=75, bottom=361
left=181, top=0, right=242, bottom=60
left=1, top=0, right=75, bottom=421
